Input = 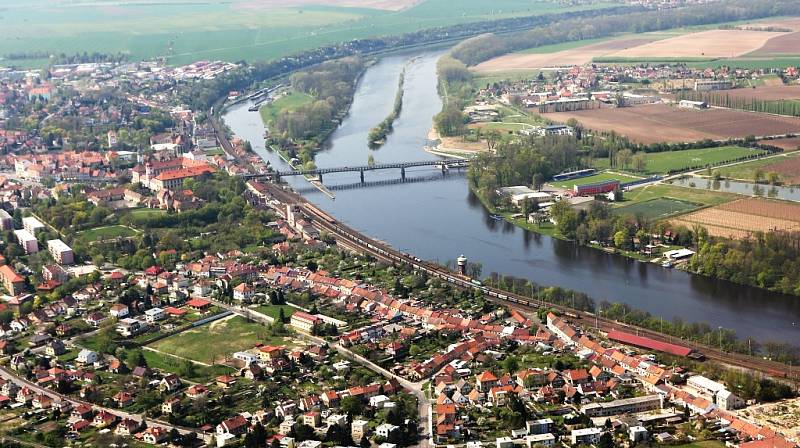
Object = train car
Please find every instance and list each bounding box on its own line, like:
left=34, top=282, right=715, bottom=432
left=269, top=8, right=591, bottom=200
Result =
left=563, top=311, right=581, bottom=320
left=470, top=279, right=482, bottom=286
left=765, top=368, right=787, bottom=378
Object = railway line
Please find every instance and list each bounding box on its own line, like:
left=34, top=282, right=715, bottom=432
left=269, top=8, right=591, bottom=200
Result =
left=260, top=182, right=798, bottom=384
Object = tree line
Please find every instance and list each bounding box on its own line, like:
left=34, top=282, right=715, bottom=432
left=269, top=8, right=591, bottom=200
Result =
left=450, top=0, right=800, bottom=66
left=179, top=5, right=633, bottom=112
left=689, top=230, right=800, bottom=297
left=433, top=56, right=474, bottom=138
left=677, top=90, right=800, bottom=117
left=368, top=68, right=405, bottom=148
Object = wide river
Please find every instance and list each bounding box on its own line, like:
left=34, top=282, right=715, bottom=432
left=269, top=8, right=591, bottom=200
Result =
left=224, top=51, right=800, bottom=345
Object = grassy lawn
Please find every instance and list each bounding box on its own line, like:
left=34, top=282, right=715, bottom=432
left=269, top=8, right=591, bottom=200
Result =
left=593, top=146, right=766, bottom=175
left=620, top=183, right=740, bottom=207
left=76, top=225, right=138, bottom=243
left=551, top=171, right=643, bottom=189
left=714, top=152, right=800, bottom=182
left=612, top=197, right=700, bottom=220
left=640, top=146, right=766, bottom=174
left=255, top=304, right=297, bottom=321
left=141, top=350, right=233, bottom=383
left=259, top=91, right=314, bottom=126
left=672, top=441, right=727, bottom=448
left=149, top=315, right=292, bottom=364
left=127, top=208, right=167, bottom=219
left=204, top=147, right=226, bottom=156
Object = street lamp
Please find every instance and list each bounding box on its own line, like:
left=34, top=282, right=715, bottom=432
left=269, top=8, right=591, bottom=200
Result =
left=718, top=326, right=723, bottom=352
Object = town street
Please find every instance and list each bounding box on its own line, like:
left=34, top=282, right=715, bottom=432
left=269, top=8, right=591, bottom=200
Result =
left=211, top=300, right=433, bottom=448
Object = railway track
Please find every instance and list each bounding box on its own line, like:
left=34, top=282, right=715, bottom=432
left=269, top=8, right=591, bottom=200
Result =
left=261, top=182, right=798, bottom=383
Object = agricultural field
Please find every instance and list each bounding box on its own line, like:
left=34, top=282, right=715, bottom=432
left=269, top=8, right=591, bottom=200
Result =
left=0, top=0, right=612, bottom=66
left=670, top=197, right=800, bottom=239
left=474, top=37, right=654, bottom=72
left=612, top=198, right=700, bottom=220
left=636, top=146, right=767, bottom=174
left=550, top=104, right=800, bottom=144
left=76, top=225, right=138, bottom=243
left=760, top=136, right=800, bottom=151
left=259, top=91, right=314, bottom=126
left=148, top=315, right=292, bottom=365
left=714, top=152, right=800, bottom=185
left=608, top=29, right=787, bottom=59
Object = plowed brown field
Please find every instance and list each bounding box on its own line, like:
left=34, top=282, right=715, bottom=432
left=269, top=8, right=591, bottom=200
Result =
left=671, top=197, right=800, bottom=239
left=549, top=104, right=800, bottom=144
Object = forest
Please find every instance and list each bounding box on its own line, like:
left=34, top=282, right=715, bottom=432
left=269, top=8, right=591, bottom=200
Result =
left=689, top=231, right=800, bottom=296
left=467, top=136, right=581, bottom=206
left=450, top=0, right=800, bottom=66
left=272, top=57, right=364, bottom=144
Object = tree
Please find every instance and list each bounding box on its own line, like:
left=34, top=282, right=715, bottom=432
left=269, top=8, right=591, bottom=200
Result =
left=616, top=149, right=633, bottom=170
left=340, top=395, right=363, bottom=417
left=502, top=355, right=519, bottom=373
left=597, top=432, right=614, bottom=448
left=486, top=130, right=501, bottom=151
left=278, top=307, right=287, bottom=323
left=632, top=152, right=647, bottom=172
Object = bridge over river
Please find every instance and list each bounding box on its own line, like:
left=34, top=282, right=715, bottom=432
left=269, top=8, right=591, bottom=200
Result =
left=244, top=159, right=470, bottom=183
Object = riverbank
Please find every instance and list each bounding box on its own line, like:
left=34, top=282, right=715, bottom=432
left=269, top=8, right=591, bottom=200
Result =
left=223, top=51, right=800, bottom=347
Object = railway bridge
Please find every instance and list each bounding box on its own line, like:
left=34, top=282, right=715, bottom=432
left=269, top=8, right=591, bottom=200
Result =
left=244, top=159, right=470, bottom=183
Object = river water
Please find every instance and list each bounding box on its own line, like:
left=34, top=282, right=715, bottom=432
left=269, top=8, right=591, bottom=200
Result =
left=223, top=51, right=800, bottom=345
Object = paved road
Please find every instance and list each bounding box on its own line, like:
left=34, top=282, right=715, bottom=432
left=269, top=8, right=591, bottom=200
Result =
left=212, top=300, right=433, bottom=448
left=0, top=366, right=211, bottom=443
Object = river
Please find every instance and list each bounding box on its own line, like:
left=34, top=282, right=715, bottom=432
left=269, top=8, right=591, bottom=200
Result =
left=223, top=51, right=800, bottom=345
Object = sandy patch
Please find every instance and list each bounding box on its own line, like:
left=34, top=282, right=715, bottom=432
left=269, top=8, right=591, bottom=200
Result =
left=234, top=0, right=420, bottom=11
left=474, top=38, right=651, bottom=72
left=610, top=29, right=789, bottom=58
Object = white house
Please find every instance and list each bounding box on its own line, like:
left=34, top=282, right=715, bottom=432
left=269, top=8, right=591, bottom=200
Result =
left=76, top=349, right=98, bottom=365
left=376, top=423, right=399, bottom=438
left=144, top=307, right=165, bottom=323
left=570, top=428, right=602, bottom=445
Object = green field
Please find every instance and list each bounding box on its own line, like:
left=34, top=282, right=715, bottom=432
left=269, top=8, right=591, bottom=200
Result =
left=149, top=315, right=292, bottom=364
left=141, top=350, right=234, bottom=383
left=672, top=442, right=727, bottom=448
left=259, top=91, right=314, bottom=126
left=255, top=305, right=297, bottom=321
left=612, top=197, right=700, bottom=220
left=76, top=225, right=138, bottom=243
left=551, top=172, right=643, bottom=189
left=127, top=208, right=167, bottom=219
left=621, top=183, right=739, bottom=207
left=0, top=0, right=616, bottom=66
left=593, top=146, right=766, bottom=175
left=714, top=152, right=800, bottom=182
left=688, top=57, right=800, bottom=70
left=641, top=146, right=766, bottom=174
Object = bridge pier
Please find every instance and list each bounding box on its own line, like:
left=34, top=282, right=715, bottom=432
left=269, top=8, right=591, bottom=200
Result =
left=317, top=173, right=323, bottom=183
left=400, top=167, right=406, bottom=181
left=360, top=170, right=365, bottom=184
